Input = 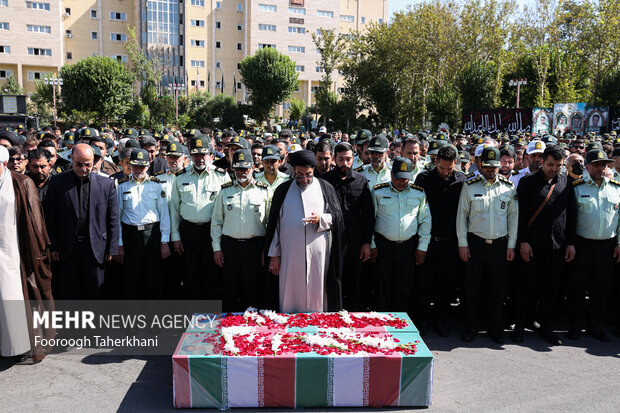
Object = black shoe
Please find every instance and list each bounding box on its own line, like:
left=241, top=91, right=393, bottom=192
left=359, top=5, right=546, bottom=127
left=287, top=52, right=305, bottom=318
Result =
left=511, top=326, right=524, bottom=343
left=418, top=321, right=429, bottom=337
left=433, top=320, right=449, bottom=337
left=567, top=328, right=581, bottom=340
left=489, top=330, right=505, bottom=345
left=539, top=328, right=562, bottom=346
left=587, top=328, right=610, bottom=342
left=462, top=329, right=475, bottom=342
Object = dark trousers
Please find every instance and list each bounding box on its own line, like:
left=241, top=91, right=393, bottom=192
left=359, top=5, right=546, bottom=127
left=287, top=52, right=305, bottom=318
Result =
left=55, top=237, right=105, bottom=300
left=121, top=223, right=163, bottom=300
left=569, top=236, right=615, bottom=330
left=514, top=247, right=564, bottom=330
left=221, top=235, right=264, bottom=312
left=464, top=234, right=508, bottom=333
left=162, top=250, right=183, bottom=300
left=413, top=237, right=458, bottom=323
left=342, top=243, right=362, bottom=311
left=179, top=221, right=218, bottom=300
left=374, top=233, right=417, bottom=312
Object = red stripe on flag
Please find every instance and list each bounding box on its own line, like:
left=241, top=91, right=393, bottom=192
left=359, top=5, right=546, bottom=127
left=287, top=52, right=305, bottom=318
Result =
left=263, top=356, right=296, bottom=407
left=173, top=356, right=191, bottom=408
left=368, top=355, right=402, bottom=407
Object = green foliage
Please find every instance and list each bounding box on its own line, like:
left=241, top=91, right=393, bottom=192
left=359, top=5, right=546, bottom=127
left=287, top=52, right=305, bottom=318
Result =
left=0, top=75, right=24, bottom=95
left=60, top=56, right=135, bottom=122
left=457, top=61, right=498, bottom=110
left=312, top=29, right=347, bottom=125
left=288, top=98, right=306, bottom=123
left=598, top=68, right=620, bottom=106
left=28, top=80, right=57, bottom=126
left=240, top=47, right=299, bottom=125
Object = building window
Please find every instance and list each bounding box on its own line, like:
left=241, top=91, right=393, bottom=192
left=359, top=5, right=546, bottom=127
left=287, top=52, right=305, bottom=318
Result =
left=258, top=24, right=276, bottom=31
left=26, top=1, right=50, bottom=10
left=258, top=4, right=277, bottom=12
left=216, top=1, right=221, bottom=9
left=340, top=15, right=354, bottom=23
left=216, top=61, right=221, bottom=69
left=0, top=22, right=8, bottom=30
left=317, top=10, right=334, bottom=18
left=190, top=80, right=205, bottom=87
left=65, top=8, right=71, bottom=15
left=191, top=19, right=205, bottom=27
left=378, top=19, right=383, bottom=24
left=27, top=24, right=51, bottom=33
left=237, top=42, right=242, bottom=50
left=288, top=46, right=305, bottom=53
left=65, top=29, right=72, bottom=37
left=109, top=11, right=127, bottom=21
left=237, top=63, right=241, bottom=70
left=295, top=65, right=305, bottom=72
left=66, top=52, right=72, bottom=60
left=191, top=39, right=205, bottom=47
left=288, top=26, right=305, bottom=34
left=110, top=33, right=127, bottom=42
left=0, top=45, right=10, bottom=53
left=190, top=60, right=205, bottom=68
left=361, top=17, right=366, bottom=23
left=216, top=41, right=221, bottom=48
left=190, top=0, right=204, bottom=6
left=0, top=70, right=13, bottom=78
left=315, top=66, right=325, bottom=73
left=258, top=43, right=276, bottom=49
left=90, top=10, right=97, bottom=18
left=0, top=0, right=7, bottom=6
left=289, top=7, right=305, bottom=15
left=236, top=82, right=242, bottom=90
left=28, top=47, right=52, bottom=56
left=111, top=55, right=127, bottom=63
left=91, top=31, right=98, bottom=40
left=216, top=21, right=221, bottom=29
left=237, top=23, right=242, bottom=31
left=28, top=71, right=50, bottom=80
left=237, top=3, right=242, bottom=11
left=216, top=81, right=222, bottom=89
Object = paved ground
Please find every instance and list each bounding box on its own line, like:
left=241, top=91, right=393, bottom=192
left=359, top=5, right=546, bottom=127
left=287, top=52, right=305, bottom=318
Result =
left=1, top=327, right=619, bottom=412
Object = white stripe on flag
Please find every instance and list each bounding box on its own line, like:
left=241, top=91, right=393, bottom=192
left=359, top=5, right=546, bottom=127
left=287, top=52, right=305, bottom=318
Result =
left=332, top=355, right=364, bottom=406
left=226, top=356, right=259, bottom=407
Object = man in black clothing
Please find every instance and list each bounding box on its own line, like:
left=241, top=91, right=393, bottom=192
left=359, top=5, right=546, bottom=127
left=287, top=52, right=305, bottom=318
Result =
left=322, top=142, right=374, bottom=310
left=141, top=136, right=168, bottom=176
left=414, top=145, right=466, bottom=336
left=26, top=149, right=53, bottom=203
left=513, top=145, right=576, bottom=345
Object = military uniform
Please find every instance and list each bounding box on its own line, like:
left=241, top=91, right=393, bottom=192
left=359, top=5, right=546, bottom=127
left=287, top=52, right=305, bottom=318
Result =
left=254, top=170, right=290, bottom=192
left=371, top=158, right=431, bottom=311
left=211, top=150, right=271, bottom=310
left=356, top=163, right=391, bottom=188
left=170, top=137, right=231, bottom=299
left=117, top=149, right=171, bottom=299
left=456, top=147, right=518, bottom=343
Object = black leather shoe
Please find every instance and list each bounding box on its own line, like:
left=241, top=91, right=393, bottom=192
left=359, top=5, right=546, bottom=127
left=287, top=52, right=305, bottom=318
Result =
left=511, top=326, right=524, bottom=343
left=539, top=328, right=562, bottom=346
left=462, top=329, right=475, bottom=342
left=433, top=320, right=449, bottom=337
left=489, top=330, right=505, bottom=345
left=418, top=321, right=429, bottom=337
left=588, top=328, right=610, bottom=342
left=567, top=328, right=581, bottom=340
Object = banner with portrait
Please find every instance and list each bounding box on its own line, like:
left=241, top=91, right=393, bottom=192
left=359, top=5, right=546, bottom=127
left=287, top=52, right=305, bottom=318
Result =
left=552, top=103, right=586, bottom=135
left=609, top=106, right=620, bottom=132
left=584, top=106, right=609, bottom=133
left=531, top=108, right=552, bottom=136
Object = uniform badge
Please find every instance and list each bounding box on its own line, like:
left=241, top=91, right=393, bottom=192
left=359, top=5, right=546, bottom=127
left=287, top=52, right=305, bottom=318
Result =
left=56, top=167, right=62, bottom=173
left=254, top=205, right=259, bottom=212
left=210, top=192, right=216, bottom=201
left=161, top=190, right=166, bottom=198
left=501, top=201, right=506, bottom=209
left=227, top=204, right=232, bottom=210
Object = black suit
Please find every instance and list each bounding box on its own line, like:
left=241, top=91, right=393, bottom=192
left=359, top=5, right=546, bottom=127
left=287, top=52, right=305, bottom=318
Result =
left=148, top=157, right=168, bottom=176
left=45, top=171, right=119, bottom=299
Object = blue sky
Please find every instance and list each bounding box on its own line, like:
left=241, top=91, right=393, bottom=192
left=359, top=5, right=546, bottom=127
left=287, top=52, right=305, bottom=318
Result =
left=389, top=0, right=424, bottom=19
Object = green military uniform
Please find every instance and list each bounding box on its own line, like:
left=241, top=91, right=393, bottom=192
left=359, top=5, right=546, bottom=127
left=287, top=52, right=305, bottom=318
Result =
left=254, top=170, right=290, bottom=192
left=456, top=147, right=518, bottom=343
left=356, top=163, right=391, bottom=188
left=371, top=157, right=431, bottom=311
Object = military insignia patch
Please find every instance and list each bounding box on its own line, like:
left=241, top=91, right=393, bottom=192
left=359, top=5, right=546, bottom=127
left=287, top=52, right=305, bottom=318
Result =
left=400, top=162, right=407, bottom=171
left=56, top=167, right=62, bottom=173
left=161, top=190, right=166, bottom=198
left=210, top=192, right=216, bottom=201
left=501, top=201, right=506, bottom=209
left=227, top=204, right=232, bottom=210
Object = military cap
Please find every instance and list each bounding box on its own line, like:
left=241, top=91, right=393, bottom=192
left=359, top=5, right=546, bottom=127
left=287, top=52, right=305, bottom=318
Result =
left=63, top=131, right=75, bottom=143
left=226, top=135, right=249, bottom=149
left=472, top=135, right=485, bottom=145
left=90, top=145, right=103, bottom=159
left=139, top=129, right=150, bottom=136
left=541, top=135, right=558, bottom=146
left=262, top=145, right=281, bottom=161
left=232, top=149, right=253, bottom=169
left=125, top=139, right=140, bottom=149
left=290, top=137, right=301, bottom=145
left=391, top=157, right=414, bottom=180
left=417, top=132, right=428, bottom=141
left=459, top=150, right=471, bottom=162
left=288, top=143, right=302, bottom=153
left=129, top=148, right=150, bottom=166
left=81, top=127, right=99, bottom=139
left=183, top=128, right=202, bottom=138
left=526, top=140, right=545, bottom=154
left=36, top=131, right=47, bottom=140
left=480, top=147, right=501, bottom=168
left=165, top=141, right=184, bottom=156
left=355, top=129, right=373, bottom=145
left=585, top=149, right=613, bottom=165
left=367, top=134, right=389, bottom=153
left=428, top=139, right=446, bottom=155
left=160, top=133, right=174, bottom=144
left=104, top=137, right=115, bottom=150
left=189, top=136, right=211, bottom=154
left=123, top=128, right=139, bottom=137
left=586, top=141, right=603, bottom=152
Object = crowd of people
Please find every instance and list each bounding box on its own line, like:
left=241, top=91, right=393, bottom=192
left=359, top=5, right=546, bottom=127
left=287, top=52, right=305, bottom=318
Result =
left=2, top=123, right=620, bottom=364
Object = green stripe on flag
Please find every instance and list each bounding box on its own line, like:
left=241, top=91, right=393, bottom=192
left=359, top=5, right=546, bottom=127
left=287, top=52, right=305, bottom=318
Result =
left=399, top=356, right=433, bottom=406
left=295, top=353, right=329, bottom=408
left=189, top=357, right=224, bottom=409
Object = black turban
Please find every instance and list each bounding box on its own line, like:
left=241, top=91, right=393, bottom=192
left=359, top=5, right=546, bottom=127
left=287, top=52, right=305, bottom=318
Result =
left=288, top=149, right=316, bottom=167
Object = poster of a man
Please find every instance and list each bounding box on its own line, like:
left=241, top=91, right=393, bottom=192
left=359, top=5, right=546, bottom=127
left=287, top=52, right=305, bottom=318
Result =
left=553, top=103, right=586, bottom=135
left=585, top=106, right=609, bottom=133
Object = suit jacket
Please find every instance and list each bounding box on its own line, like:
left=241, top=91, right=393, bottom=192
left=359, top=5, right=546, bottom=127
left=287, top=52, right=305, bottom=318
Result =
left=45, top=171, right=119, bottom=264
left=148, top=157, right=168, bottom=176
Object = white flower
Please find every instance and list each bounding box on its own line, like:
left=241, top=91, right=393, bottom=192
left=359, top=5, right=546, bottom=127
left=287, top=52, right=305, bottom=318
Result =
left=222, top=333, right=239, bottom=355
left=271, top=333, right=283, bottom=354
left=243, top=307, right=266, bottom=325
left=339, top=310, right=354, bottom=325
left=303, top=334, right=348, bottom=350
left=222, top=326, right=253, bottom=335
left=356, top=311, right=395, bottom=321
left=260, top=309, right=289, bottom=324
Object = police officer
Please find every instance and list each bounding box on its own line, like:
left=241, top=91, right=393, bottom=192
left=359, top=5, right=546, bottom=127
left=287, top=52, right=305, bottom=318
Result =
left=456, top=147, right=518, bottom=344
left=211, top=149, right=270, bottom=311
left=254, top=145, right=291, bottom=191
left=356, top=133, right=391, bottom=187
left=513, top=140, right=546, bottom=187
left=371, top=157, right=431, bottom=311
left=158, top=141, right=186, bottom=200
left=170, top=136, right=231, bottom=299
left=116, top=148, right=171, bottom=299
left=213, top=134, right=249, bottom=180
left=568, top=149, right=620, bottom=342
left=352, top=129, right=372, bottom=170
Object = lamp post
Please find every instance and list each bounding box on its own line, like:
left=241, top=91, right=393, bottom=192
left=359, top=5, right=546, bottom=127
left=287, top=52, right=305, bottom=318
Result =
left=508, top=78, right=527, bottom=109
left=167, top=83, right=185, bottom=127
left=44, top=77, right=63, bottom=128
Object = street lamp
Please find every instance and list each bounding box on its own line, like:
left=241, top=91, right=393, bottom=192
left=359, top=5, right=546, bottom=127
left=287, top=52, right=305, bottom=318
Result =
left=508, top=78, right=527, bottom=109
left=167, top=83, right=185, bottom=127
left=44, top=77, right=63, bottom=128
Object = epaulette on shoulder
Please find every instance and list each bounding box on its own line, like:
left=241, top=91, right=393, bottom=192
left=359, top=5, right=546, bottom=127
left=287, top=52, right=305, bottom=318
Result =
left=215, top=167, right=227, bottom=174
left=154, top=170, right=166, bottom=176
left=373, top=182, right=389, bottom=190
left=466, top=176, right=482, bottom=185
left=572, top=178, right=585, bottom=187
left=498, top=175, right=513, bottom=186
left=409, top=183, right=424, bottom=191
left=175, top=168, right=187, bottom=176
left=149, top=176, right=160, bottom=183
left=255, top=181, right=268, bottom=189
left=511, top=170, right=519, bottom=175
left=464, top=172, right=475, bottom=179
left=117, top=176, right=130, bottom=184
left=610, top=179, right=620, bottom=187
left=354, top=166, right=364, bottom=172
left=424, top=163, right=433, bottom=170
left=221, top=181, right=234, bottom=189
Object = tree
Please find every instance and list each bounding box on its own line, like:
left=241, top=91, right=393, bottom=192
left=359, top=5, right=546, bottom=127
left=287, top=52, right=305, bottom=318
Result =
left=125, top=26, right=160, bottom=86
left=457, top=61, right=498, bottom=109
left=28, top=80, right=57, bottom=126
left=312, top=29, right=347, bottom=125
left=288, top=97, right=306, bottom=124
left=1, top=75, right=24, bottom=95
left=60, top=56, right=136, bottom=122
left=239, top=47, right=299, bottom=128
